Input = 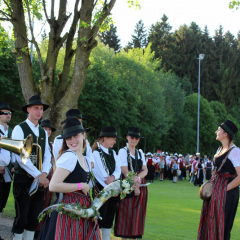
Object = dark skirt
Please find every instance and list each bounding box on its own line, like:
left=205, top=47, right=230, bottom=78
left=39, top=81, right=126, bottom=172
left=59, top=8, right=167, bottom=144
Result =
left=38, top=191, right=101, bottom=240
left=114, top=178, right=148, bottom=238
left=195, top=169, right=203, bottom=186
left=146, top=165, right=155, bottom=180
left=223, top=185, right=239, bottom=240
left=206, top=168, right=212, bottom=180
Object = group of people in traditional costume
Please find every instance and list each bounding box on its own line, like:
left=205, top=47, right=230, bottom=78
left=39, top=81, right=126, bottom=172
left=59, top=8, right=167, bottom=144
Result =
left=0, top=95, right=148, bottom=240
left=1, top=96, right=240, bottom=240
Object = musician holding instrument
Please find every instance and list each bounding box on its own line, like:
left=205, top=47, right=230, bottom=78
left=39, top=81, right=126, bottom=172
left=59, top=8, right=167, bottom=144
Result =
left=114, top=127, right=148, bottom=240
left=11, top=95, right=52, bottom=240
left=0, top=102, right=14, bottom=222
left=92, top=126, right=121, bottom=240
left=198, top=120, right=240, bottom=240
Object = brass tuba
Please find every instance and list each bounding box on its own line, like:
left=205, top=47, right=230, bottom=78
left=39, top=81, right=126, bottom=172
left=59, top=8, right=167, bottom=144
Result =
left=0, top=134, right=33, bottom=164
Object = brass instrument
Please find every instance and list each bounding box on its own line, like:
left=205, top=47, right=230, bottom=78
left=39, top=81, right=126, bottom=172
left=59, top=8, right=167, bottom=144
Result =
left=33, top=142, right=42, bottom=171
left=0, top=134, right=43, bottom=172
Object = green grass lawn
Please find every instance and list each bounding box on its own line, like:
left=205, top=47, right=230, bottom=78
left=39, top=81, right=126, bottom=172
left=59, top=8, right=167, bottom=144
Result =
left=4, top=179, right=240, bottom=239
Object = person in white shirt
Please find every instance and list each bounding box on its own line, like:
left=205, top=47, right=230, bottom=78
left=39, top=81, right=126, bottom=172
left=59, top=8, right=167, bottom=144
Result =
left=53, top=109, right=94, bottom=168
left=11, top=95, right=52, bottom=240
left=0, top=102, right=14, bottom=222
left=92, top=126, right=121, bottom=240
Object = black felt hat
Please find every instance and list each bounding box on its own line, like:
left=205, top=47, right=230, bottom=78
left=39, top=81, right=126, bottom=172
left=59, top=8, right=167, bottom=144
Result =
left=57, top=117, right=91, bottom=139
left=41, top=119, right=56, bottom=132
left=217, top=120, right=238, bottom=140
left=0, top=102, right=15, bottom=113
left=66, top=109, right=87, bottom=120
left=22, top=95, right=49, bottom=113
left=127, top=126, right=144, bottom=138
left=61, top=109, right=87, bottom=124
left=99, top=126, right=121, bottom=138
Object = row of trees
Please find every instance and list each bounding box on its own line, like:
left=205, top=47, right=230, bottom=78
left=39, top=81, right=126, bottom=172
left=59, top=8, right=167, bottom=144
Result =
left=2, top=26, right=239, bottom=155
left=1, top=1, right=240, bottom=156
left=102, top=15, right=240, bottom=111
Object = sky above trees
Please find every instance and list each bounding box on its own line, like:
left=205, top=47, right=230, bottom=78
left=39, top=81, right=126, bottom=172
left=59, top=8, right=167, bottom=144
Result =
left=111, top=0, right=240, bottom=46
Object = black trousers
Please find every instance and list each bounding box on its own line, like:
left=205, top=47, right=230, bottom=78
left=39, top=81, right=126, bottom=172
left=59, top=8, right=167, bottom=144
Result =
left=99, top=196, right=118, bottom=229
left=0, top=176, right=11, bottom=212
left=94, top=182, right=118, bottom=229
left=12, top=174, right=44, bottom=234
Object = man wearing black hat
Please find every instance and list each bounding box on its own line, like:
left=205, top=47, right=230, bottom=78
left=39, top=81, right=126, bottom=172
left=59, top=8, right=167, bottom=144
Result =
left=53, top=109, right=94, bottom=167
left=11, top=95, right=52, bottom=240
left=92, top=126, right=121, bottom=240
left=0, top=102, right=14, bottom=223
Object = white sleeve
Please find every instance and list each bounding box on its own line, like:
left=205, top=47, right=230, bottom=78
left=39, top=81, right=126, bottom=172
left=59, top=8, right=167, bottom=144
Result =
left=56, top=152, right=77, bottom=172
left=228, top=147, right=240, bottom=167
left=92, top=150, right=108, bottom=187
left=42, top=131, right=52, bottom=175
left=139, top=149, right=146, bottom=166
left=112, top=150, right=121, bottom=180
left=0, top=149, right=11, bottom=166
left=118, top=148, right=128, bottom=167
left=85, top=140, right=94, bottom=164
left=53, top=137, right=63, bottom=160
left=12, top=125, right=42, bottom=178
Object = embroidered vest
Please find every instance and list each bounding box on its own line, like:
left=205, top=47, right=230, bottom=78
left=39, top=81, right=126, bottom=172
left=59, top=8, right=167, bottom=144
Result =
left=96, top=148, right=116, bottom=176
left=125, top=147, right=143, bottom=173
left=14, top=122, right=46, bottom=175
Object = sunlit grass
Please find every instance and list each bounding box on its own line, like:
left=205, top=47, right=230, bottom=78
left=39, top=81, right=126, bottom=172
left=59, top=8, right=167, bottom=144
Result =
left=4, top=179, right=240, bottom=239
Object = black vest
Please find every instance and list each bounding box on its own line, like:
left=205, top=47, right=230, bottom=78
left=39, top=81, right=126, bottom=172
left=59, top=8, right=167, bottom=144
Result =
left=125, top=147, right=143, bottom=173
left=96, top=148, right=116, bottom=176
left=14, top=122, right=46, bottom=175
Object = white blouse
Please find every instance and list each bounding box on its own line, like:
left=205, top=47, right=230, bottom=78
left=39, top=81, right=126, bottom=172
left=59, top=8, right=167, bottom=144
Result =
left=56, top=150, right=91, bottom=172
left=216, top=145, right=240, bottom=168
left=92, top=144, right=121, bottom=188
left=118, top=147, right=146, bottom=167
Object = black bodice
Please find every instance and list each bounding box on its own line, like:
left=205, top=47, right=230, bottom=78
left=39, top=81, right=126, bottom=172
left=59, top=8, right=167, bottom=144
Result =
left=128, top=157, right=143, bottom=173
left=64, top=154, right=91, bottom=184
left=214, top=150, right=236, bottom=176
left=127, top=150, right=143, bottom=173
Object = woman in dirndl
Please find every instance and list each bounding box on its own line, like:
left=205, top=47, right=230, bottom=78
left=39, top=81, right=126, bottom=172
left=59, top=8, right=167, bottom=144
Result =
left=38, top=117, right=101, bottom=240
left=198, top=120, right=240, bottom=240
left=114, top=127, right=148, bottom=239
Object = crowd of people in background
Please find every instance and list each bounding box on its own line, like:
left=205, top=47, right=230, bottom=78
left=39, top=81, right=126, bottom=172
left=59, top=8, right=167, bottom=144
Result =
left=145, top=151, right=214, bottom=185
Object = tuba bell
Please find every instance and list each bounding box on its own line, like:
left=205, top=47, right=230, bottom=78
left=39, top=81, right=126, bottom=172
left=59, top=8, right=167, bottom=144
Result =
left=0, top=134, right=33, bottom=165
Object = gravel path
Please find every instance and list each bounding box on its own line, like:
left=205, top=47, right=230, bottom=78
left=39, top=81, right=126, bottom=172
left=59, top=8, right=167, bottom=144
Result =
left=0, top=217, right=13, bottom=240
